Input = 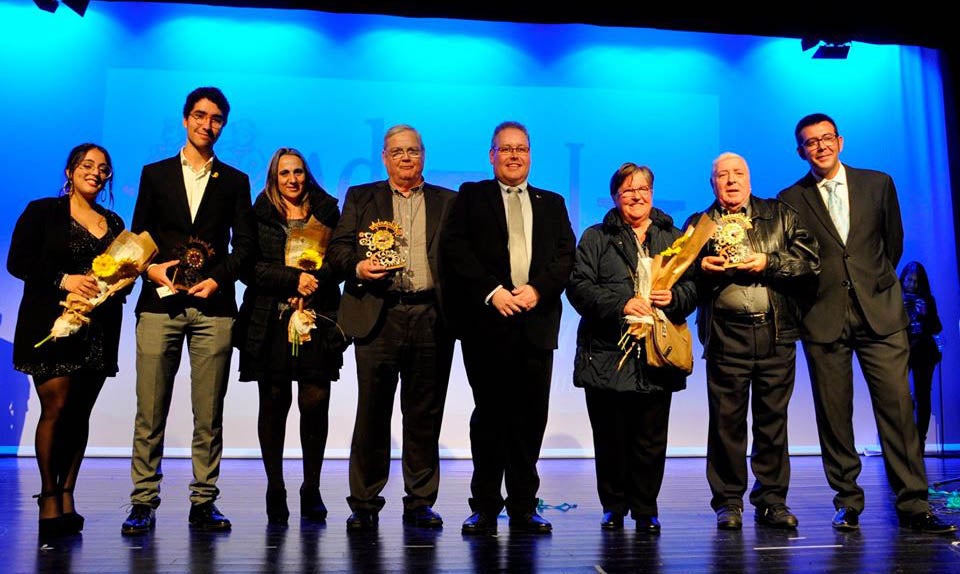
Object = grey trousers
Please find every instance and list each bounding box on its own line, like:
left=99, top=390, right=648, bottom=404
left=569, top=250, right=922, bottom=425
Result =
left=130, top=310, right=234, bottom=507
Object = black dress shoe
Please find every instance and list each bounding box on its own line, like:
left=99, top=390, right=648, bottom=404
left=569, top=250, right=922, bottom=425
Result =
left=899, top=511, right=958, bottom=534
left=403, top=506, right=443, bottom=528
left=300, top=487, right=327, bottom=522
left=635, top=515, right=661, bottom=533
left=189, top=502, right=232, bottom=532
left=600, top=511, right=624, bottom=530
left=266, top=488, right=289, bottom=525
left=509, top=512, right=552, bottom=534
left=755, top=504, right=799, bottom=529
left=716, top=505, right=743, bottom=530
left=831, top=507, right=859, bottom=531
left=121, top=504, right=156, bottom=536
left=461, top=511, right=498, bottom=535
left=346, top=511, right=378, bottom=532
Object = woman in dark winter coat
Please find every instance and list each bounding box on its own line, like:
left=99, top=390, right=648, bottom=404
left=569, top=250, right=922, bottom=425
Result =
left=235, top=148, right=346, bottom=525
left=8, top=143, right=125, bottom=538
left=567, top=163, right=697, bottom=533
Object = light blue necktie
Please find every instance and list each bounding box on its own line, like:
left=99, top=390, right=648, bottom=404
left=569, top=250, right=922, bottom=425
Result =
left=824, top=180, right=848, bottom=242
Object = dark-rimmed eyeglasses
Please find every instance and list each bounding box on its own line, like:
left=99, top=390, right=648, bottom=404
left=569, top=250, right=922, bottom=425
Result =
left=494, top=145, right=530, bottom=155
left=189, top=110, right=225, bottom=127
left=801, top=133, right=839, bottom=151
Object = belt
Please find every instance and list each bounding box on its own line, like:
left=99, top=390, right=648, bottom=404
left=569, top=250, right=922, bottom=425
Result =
left=714, top=309, right=771, bottom=325
left=384, top=289, right=436, bottom=306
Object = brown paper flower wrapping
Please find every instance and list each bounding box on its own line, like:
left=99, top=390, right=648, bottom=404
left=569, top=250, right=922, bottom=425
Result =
left=285, top=218, right=334, bottom=355
left=36, top=231, right=158, bottom=347
left=618, top=214, right=716, bottom=369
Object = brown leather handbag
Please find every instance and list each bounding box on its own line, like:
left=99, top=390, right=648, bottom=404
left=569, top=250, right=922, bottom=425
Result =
left=645, top=310, right=694, bottom=374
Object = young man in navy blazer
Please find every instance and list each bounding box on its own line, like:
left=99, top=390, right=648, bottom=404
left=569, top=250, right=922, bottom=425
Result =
left=122, top=87, right=253, bottom=535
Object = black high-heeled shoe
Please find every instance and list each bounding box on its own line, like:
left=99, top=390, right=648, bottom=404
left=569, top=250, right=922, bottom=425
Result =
left=300, top=485, right=327, bottom=522
left=266, top=487, right=289, bottom=525
left=34, top=491, right=67, bottom=539
left=61, top=487, right=84, bottom=533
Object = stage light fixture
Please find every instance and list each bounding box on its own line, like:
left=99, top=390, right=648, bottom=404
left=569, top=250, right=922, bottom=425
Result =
left=800, top=37, right=851, bottom=60
left=61, top=0, right=89, bottom=16
left=33, top=0, right=59, bottom=13
left=813, top=42, right=850, bottom=59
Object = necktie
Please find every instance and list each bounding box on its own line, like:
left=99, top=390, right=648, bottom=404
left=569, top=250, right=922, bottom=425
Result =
left=506, top=187, right=529, bottom=287
left=824, top=180, right=848, bottom=242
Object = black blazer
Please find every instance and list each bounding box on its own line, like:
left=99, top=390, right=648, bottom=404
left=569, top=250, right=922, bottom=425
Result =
left=327, top=180, right=456, bottom=339
left=131, top=155, right=253, bottom=317
left=778, top=164, right=908, bottom=342
left=7, top=196, right=126, bottom=373
left=440, top=179, right=575, bottom=350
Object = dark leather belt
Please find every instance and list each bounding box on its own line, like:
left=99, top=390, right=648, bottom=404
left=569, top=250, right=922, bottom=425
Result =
left=384, top=289, right=436, bottom=306
left=715, top=309, right=771, bottom=325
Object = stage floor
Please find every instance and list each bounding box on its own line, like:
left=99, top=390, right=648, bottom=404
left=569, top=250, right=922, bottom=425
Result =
left=2, top=456, right=959, bottom=572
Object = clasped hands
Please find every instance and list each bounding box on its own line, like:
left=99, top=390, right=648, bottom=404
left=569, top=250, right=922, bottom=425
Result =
left=492, top=285, right=540, bottom=317
left=623, top=289, right=672, bottom=317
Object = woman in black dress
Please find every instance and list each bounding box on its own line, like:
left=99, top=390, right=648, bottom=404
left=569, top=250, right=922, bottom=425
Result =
left=900, top=261, right=942, bottom=447
left=235, top=148, right=346, bottom=525
left=8, top=143, right=125, bottom=537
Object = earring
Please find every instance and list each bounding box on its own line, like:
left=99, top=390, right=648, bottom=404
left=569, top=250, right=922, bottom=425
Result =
left=62, top=180, right=71, bottom=195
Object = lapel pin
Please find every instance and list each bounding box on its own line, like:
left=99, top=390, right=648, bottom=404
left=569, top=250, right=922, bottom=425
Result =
left=212, top=172, right=219, bottom=179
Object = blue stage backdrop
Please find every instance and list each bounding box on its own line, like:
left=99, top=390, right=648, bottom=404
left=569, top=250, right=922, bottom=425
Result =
left=0, top=1, right=956, bottom=457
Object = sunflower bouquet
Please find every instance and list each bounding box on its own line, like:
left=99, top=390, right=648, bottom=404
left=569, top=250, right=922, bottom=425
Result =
left=285, top=219, right=333, bottom=356
left=36, top=231, right=158, bottom=347
left=617, top=214, right=716, bottom=370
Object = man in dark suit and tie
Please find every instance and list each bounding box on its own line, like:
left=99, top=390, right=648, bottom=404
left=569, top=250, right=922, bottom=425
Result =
left=441, top=121, right=576, bottom=535
left=779, top=113, right=955, bottom=534
left=122, top=87, right=253, bottom=535
left=328, top=125, right=456, bottom=532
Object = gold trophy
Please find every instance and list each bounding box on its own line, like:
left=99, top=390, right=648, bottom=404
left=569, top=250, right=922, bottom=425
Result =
left=712, top=213, right=753, bottom=268
left=358, top=220, right=406, bottom=270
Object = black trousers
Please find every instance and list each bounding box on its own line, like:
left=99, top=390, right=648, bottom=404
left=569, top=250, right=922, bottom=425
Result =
left=461, top=333, right=553, bottom=517
left=802, top=295, right=928, bottom=516
left=705, top=313, right=795, bottom=511
left=908, top=346, right=938, bottom=444
left=584, top=386, right=672, bottom=517
left=347, top=302, right=454, bottom=513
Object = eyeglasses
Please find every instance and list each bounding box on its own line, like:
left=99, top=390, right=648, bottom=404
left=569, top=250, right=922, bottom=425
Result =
left=77, top=160, right=112, bottom=180
left=494, top=145, right=530, bottom=155
left=189, top=110, right=225, bottom=127
left=801, top=133, right=839, bottom=151
left=387, top=147, right=422, bottom=159
left=619, top=186, right=651, bottom=198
